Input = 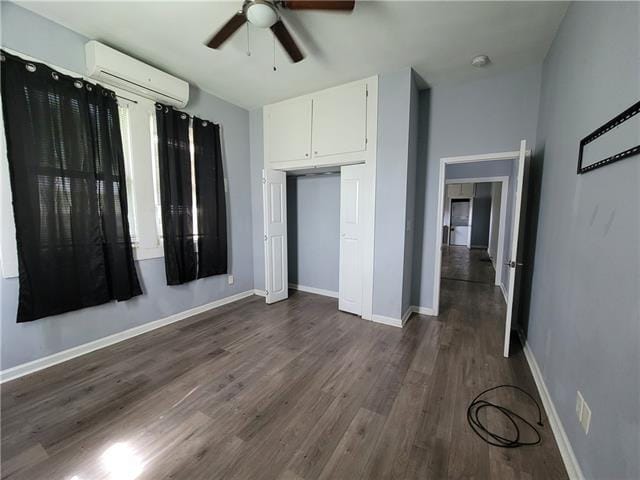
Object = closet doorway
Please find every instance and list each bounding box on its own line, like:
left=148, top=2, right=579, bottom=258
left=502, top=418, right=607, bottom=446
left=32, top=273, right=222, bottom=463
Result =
left=263, top=163, right=375, bottom=319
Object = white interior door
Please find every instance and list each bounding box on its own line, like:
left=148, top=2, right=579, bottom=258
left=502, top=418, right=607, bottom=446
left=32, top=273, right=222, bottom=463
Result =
left=339, top=164, right=365, bottom=315
left=263, top=169, right=288, bottom=304
left=504, top=140, right=528, bottom=357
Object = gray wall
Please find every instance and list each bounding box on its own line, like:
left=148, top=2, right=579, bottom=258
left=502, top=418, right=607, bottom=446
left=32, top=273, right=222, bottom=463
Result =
left=488, top=182, right=501, bottom=262
left=401, top=70, right=420, bottom=316
left=287, top=174, right=340, bottom=292
left=413, top=65, right=541, bottom=308
left=0, top=3, right=254, bottom=370
left=524, top=3, right=639, bottom=479
left=470, top=183, right=492, bottom=247
left=372, top=68, right=413, bottom=319
left=249, top=108, right=265, bottom=293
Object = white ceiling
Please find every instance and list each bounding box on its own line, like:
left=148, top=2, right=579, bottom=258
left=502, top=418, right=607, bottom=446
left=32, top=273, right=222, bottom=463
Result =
left=16, top=1, right=568, bottom=110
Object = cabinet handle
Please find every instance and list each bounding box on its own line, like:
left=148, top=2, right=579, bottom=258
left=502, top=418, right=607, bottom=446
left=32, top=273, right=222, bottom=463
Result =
left=314, top=151, right=318, bottom=155
left=305, top=153, right=309, bottom=157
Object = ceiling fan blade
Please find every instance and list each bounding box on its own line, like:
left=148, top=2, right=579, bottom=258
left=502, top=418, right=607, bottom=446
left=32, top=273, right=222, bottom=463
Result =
left=206, top=12, right=247, bottom=49
left=270, top=20, right=304, bottom=63
left=282, top=1, right=355, bottom=11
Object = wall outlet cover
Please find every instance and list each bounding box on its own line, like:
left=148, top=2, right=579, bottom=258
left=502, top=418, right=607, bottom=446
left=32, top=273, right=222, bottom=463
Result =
left=576, top=390, right=584, bottom=419
left=581, top=401, right=592, bottom=435
left=228, top=275, right=234, bottom=285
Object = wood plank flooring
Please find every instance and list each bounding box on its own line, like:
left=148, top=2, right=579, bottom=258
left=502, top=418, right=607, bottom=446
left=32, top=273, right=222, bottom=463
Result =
left=1, top=249, right=567, bottom=479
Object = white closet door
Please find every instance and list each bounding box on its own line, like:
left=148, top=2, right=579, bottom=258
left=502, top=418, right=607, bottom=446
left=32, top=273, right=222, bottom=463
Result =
left=263, top=169, right=288, bottom=304
left=339, top=164, right=365, bottom=315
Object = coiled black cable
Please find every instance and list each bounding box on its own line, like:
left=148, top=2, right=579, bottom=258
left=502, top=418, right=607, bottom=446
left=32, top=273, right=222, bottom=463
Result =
left=467, top=384, right=544, bottom=448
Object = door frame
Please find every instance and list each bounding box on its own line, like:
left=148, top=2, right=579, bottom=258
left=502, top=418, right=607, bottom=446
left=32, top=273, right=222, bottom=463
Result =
left=444, top=177, right=509, bottom=287
left=433, top=149, right=529, bottom=318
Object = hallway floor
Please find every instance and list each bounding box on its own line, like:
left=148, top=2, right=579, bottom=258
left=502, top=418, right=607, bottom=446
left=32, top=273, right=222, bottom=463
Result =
left=2, top=250, right=567, bottom=479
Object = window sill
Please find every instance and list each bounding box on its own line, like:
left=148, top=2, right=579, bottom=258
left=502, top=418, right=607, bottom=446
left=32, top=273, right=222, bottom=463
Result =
left=134, top=246, right=164, bottom=262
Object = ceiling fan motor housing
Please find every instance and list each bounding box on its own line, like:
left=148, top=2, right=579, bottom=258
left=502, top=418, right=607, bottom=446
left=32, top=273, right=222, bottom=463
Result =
left=245, top=0, right=279, bottom=28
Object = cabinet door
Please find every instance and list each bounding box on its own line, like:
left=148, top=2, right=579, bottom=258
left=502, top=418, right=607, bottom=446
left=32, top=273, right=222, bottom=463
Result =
left=312, top=82, right=367, bottom=159
left=266, top=98, right=312, bottom=165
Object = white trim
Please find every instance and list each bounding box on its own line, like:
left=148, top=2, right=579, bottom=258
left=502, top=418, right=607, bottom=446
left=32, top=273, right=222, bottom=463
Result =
left=401, top=307, right=413, bottom=326
left=0, top=290, right=257, bottom=383
left=519, top=333, right=584, bottom=480
left=499, top=282, right=508, bottom=303
left=411, top=305, right=436, bottom=316
left=252, top=289, right=267, bottom=297
left=370, top=314, right=403, bottom=328
left=289, top=283, right=338, bottom=299
left=441, top=150, right=529, bottom=164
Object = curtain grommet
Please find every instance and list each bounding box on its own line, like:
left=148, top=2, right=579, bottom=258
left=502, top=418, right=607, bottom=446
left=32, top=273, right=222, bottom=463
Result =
left=74, top=80, right=83, bottom=89
left=155, top=104, right=162, bottom=110
left=25, top=63, right=36, bottom=73
left=181, top=113, right=187, bottom=120
left=51, top=72, right=59, bottom=81
left=202, top=121, right=208, bottom=127
left=0, top=54, right=5, bottom=62
left=85, top=84, right=93, bottom=91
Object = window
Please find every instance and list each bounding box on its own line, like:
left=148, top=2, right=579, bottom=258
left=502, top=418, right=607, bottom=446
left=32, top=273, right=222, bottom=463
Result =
left=149, top=113, right=199, bottom=249
left=118, top=103, right=137, bottom=243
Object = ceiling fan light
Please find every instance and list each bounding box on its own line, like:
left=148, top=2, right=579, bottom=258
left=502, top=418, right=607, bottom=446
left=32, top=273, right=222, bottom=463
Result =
left=247, top=2, right=278, bottom=28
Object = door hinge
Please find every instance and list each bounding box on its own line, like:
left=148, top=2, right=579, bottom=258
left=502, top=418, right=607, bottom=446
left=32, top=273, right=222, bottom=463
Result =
left=505, top=260, right=524, bottom=268
left=265, top=290, right=269, bottom=296
left=264, top=235, right=268, bottom=241
left=262, top=177, right=266, bottom=184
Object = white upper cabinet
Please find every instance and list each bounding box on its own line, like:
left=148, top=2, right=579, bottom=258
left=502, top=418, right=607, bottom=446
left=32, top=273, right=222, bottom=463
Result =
left=264, top=77, right=377, bottom=171
left=265, top=98, right=312, bottom=165
left=312, top=82, right=367, bottom=160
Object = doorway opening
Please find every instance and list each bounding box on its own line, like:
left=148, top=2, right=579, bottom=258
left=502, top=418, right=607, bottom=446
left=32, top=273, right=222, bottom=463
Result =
left=433, top=141, right=529, bottom=357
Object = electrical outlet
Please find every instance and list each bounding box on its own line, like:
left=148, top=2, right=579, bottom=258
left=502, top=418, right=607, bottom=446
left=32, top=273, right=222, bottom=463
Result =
left=576, top=390, right=584, bottom=419
left=227, top=275, right=234, bottom=285
left=581, top=400, right=592, bottom=435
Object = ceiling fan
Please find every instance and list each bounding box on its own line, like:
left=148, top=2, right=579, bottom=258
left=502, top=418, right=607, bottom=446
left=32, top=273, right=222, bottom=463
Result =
left=205, top=0, right=356, bottom=63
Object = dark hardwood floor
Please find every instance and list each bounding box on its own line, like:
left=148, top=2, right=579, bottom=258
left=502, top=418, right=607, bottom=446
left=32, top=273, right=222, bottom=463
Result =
left=1, top=248, right=567, bottom=479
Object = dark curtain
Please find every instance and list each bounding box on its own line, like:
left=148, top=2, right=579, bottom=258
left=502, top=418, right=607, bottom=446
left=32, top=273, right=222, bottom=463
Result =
left=0, top=51, right=141, bottom=322
left=155, top=105, right=196, bottom=285
left=193, top=117, right=227, bottom=278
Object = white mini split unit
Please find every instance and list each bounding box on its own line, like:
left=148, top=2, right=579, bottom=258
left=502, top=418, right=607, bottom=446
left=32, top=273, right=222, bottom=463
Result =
left=85, top=40, right=189, bottom=108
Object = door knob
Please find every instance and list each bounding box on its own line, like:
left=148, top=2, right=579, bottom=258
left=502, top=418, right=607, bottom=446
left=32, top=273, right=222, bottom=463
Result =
left=504, top=260, right=524, bottom=268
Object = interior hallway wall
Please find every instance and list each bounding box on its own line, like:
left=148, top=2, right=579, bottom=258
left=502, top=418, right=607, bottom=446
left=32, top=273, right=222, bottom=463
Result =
left=0, top=3, right=254, bottom=370
left=488, top=182, right=502, bottom=264
left=523, top=3, right=639, bottom=478
left=286, top=174, right=340, bottom=293
left=470, top=183, right=492, bottom=247
left=412, top=65, right=541, bottom=309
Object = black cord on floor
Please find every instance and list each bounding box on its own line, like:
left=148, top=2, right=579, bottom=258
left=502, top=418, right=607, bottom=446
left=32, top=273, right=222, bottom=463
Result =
left=467, top=384, right=544, bottom=448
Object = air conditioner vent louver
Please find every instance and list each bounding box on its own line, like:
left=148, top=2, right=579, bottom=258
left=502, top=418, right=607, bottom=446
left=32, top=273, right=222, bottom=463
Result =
left=85, top=41, right=189, bottom=108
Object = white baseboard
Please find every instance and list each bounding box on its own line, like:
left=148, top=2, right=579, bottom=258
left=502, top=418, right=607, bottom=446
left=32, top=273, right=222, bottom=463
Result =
left=519, top=333, right=584, bottom=480
left=253, top=289, right=266, bottom=297
left=0, top=290, right=257, bottom=384
left=370, top=314, right=403, bottom=328
left=411, top=305, right=436, bottom=316
left=500, top=282, right=508, bottom=302
left=288, top=283, right=338, bottom=299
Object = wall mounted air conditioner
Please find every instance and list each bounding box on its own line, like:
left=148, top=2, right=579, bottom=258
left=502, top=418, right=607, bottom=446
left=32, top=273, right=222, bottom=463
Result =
left=85, top=41, right=189, bottom=108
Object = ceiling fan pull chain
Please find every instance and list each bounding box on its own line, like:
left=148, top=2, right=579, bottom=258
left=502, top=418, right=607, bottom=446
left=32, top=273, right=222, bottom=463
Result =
left=246, top=22, right=251, bottom=56
left=272, top=32, right=277, bottom=71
